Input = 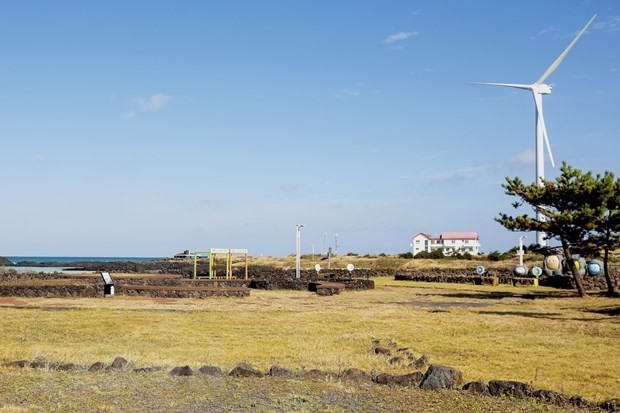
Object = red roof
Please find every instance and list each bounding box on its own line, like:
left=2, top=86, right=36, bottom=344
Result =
left=411, top=232, right=479, bottom=241
left=439, top=232, right=479, bottom=240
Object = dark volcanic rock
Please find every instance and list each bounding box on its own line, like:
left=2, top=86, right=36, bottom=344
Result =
left=413, top=354, right=429, bottom=370
left=463, top=381, right=490, bottom=395
left=533, top=389, right=568, bottom=405
left=229, top=362, right=264, bottom=378
left=4, top=360, right=29, bottom=368
left=374, top=347, right=391, bottom=356
left=107, top=356, right=132, bottom=371
left=0, top=256, right=12, bottom=266
left=388, top=356, right=403, bottom=365
left=57, top=363, right=80, bottom=371
left=488, top=380, right=536, bottom=398
left=88, top=362, right=105, bottom=372
left=29, top=358, right=47, bottom=369
left=301, top=369, right=337, bottom=381
left=600, top=398, right=620, bottom=412
left=134, top=366, right=163, bottom=373
left=340, top=368, right=372, bottom=384
left=169, top=366, right=194, bottom=376
left=198, top=365, right=223, bottom=376
left=269, top=365, right=294, bottom=377
left=419, top=364, right=464, bottom=390
left=375, top=372, right=423, bottom=387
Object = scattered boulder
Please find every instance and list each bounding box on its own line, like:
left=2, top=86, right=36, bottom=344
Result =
left=269, top=365, right=294, bottom=377
left=108, top=356, right=132, bottom=371
left=413, top=354, right=429, bottom=370
left=419, top=364, right=464, bottom=390
left=488, top=380, right=536, bottom=398
left=569, top=395, right=591, bottom=409
left=198, top=365, right=223, bottom=376
left=88, top=362, right=105, bottom=372
left=375, top=372, right=423, bottom=387
left=29, top=358, right=47, bottom=369
left=463, top=381, right=490, bottom=395
left=169, top=366, right=194, bottom=376
left=57, top=363, right=80, bottom=371
left=134, top=366, right=163, bottom=373
left=229, top=362, right=264, bottom=378
left=533, top=389, right=568, bottom=405
left=374, top=347, right=391, bottom=356
left=600, top=398, right=620, bottom=412
left=388, top=357, right=403, bottom=365
left=340, top=368, right=372, bottom=384
left=301, top=369, right=337, bottom=381
left=3, top=360, right=29, bottom=368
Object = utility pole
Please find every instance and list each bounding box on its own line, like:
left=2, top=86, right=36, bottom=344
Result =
left=334, top=233, right=339, bottom=256
left=296, top=224, right=304, bottom=279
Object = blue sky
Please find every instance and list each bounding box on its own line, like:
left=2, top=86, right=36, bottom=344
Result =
left=1, top=1, right=618, bottom=257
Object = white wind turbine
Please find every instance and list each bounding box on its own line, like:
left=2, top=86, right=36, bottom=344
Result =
left=474, top=15, right=597, bottom=247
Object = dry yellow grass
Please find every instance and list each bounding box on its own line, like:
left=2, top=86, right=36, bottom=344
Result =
left=0, top=278, right=618, bottom=402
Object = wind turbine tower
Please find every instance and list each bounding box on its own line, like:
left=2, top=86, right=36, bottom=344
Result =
left=474, top=15, right=596, bottom=247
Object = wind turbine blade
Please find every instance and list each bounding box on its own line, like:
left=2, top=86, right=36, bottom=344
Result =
left=470, top=82, right=532, bottom=90
left=533, top=93, right=556, bottom=167
left=536, top=14, right=597, bottom=84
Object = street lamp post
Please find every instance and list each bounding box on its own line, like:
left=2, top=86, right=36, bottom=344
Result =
left=296, top=224, right=304, bottom=279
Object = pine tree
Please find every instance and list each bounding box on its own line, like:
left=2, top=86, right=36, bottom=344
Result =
left=496, top=163, right=602, bottom=297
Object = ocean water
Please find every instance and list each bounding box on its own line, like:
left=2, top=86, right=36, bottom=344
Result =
left=5, top=256, right=162, bottom=265
left=1, top=256, right=162, bottom=274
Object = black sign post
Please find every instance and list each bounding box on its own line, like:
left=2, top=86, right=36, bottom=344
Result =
left=101, top=272, right=115, bottom=298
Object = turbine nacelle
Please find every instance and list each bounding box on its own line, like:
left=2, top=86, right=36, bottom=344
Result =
left=533, top=83, right=552, bottom=95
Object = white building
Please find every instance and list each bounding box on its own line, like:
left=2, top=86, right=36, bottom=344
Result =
left=411, top=232, right=481, bottom=256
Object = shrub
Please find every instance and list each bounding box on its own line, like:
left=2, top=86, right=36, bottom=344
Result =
left=398, top=252, right=414, bottom=259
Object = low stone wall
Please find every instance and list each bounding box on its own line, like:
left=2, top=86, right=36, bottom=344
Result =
left=118, top=285, right=250, bottom=298
left=539, top=273, right=619, bottom=291
left=0, top=284, right=103, bottom=298
left=394, top=267, right=619, bottom=292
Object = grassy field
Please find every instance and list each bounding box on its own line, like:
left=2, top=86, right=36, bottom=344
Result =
left=0, top=277, right=618, bottom=410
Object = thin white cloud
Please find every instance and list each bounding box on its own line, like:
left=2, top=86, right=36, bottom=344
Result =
left=333, top=88, right=360, bottom=99
left=125, top=93, right=173, bottom=120
left=507, top=148, right=535, bottom=167
left=593, top=16, right=620, bottom=32
left=133, top=93, right=172, bottom=111
left=383, top=31, right=419, bottom=44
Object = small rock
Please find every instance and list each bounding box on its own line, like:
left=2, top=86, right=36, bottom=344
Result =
left=198, top=365, right=223, bottom=376
left=599, top=398, right=620, bottom=412
left=397, top=347, right=410, bottom=353
left=269, top=365, right=294, bottom=377
left=29, top=358, right=47, bottom=369
left=388, top=357, right=403, bottom=365
left=109, top=356, right=132, bottom=371
left=301, top=369, right=336, bottom=381
left=169, top=365, right=194, bottom=376
left=463, top=381, right=490, bottom=395
left=419, top=364, right=464, bottom=390
left=229, top=362, right=264, bottom=378
left=340, top=368, right=372, bottom=384
left=414, top=355, right=429, bottom=370
left=569, top=395, right=590, bottom=408
left=488, top=380, right=536, bottom=398
left=3, top=360, right=29, bottom=368
left=374, top=347, right=391, bottom=356
left=134, top=366, right=163, bottom=373
left=533, top=389, right=568, bottom=405
left=88, top=362, right=105, bottom=372
left=57, top=363, right=80, bottom=371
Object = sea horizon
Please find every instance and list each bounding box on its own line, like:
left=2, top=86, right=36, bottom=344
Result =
left=4, top=256, right=163, bottom=265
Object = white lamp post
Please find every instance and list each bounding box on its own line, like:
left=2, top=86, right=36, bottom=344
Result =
left=296, top=224, right=304, bottom=279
